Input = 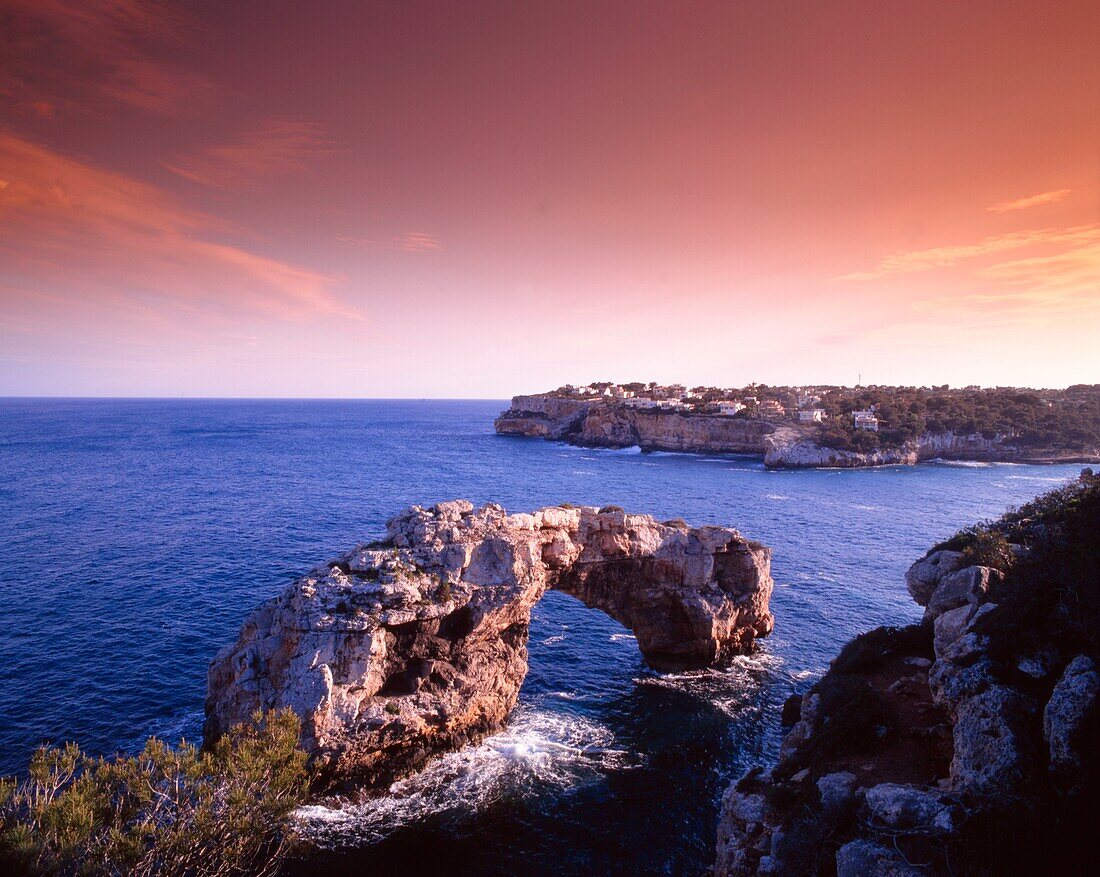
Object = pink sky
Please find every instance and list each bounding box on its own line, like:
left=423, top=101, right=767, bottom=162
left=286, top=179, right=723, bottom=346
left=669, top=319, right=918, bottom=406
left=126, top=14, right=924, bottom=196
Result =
left=1, top=0, right=1098, bottom=397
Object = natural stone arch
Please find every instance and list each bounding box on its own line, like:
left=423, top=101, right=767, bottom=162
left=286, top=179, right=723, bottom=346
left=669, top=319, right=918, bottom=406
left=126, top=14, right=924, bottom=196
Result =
left=205, top=501, right=774, bottom=792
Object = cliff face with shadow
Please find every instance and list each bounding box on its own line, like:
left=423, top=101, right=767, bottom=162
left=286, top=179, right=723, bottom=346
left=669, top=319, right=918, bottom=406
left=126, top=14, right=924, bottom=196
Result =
left=495, top=395, right=1091, bottom=467
left=494, top=394, right=778, bottom=454
left=714, top=471, right=1100, bottom=877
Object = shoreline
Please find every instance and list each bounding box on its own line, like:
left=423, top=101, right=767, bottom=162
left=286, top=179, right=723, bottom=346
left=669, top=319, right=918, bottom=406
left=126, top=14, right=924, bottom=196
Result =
left=494, top=394, right=1099, bottom=471
left=495, top=432, right=1098, bottom=470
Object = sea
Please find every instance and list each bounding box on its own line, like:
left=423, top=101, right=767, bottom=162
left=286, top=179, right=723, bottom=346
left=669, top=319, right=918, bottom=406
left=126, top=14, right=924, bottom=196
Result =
left=0, top=398, right=1083, bottom=875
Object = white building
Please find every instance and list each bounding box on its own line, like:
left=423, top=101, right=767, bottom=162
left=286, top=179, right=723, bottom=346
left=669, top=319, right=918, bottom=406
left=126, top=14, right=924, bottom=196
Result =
left=853, top=411, right=879, bottom=431
left=624, top=397, right=659, bottom=409
left=717, top=401, right=745, bottom=416
left=798, top=408, right=825, bottom=423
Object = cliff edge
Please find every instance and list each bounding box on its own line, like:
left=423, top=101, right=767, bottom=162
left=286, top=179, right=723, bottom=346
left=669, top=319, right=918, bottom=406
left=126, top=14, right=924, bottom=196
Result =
left=495, top=394, right=1095, bottom=468
left=714, top=471, right=1100, bottom=876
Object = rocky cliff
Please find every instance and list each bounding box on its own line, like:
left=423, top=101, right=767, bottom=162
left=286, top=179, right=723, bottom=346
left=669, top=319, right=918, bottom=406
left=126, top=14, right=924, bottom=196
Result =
left=762, top=430, right=1054, bottom=469
left=495, top=394, right=777, bottom=453
left=495, top=395, right=1067, bottom=468
left=714, top=472, right=1100, bottom=876
left=206, top=501, right=774, bottom=794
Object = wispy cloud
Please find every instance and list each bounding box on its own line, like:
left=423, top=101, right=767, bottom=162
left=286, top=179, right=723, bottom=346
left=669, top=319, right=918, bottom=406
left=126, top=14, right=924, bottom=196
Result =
left=0, top=129, right=354, bottom=323
left=987, top=189, right=1072, bottom=214
left=164, top=120, right=336, bottom=190
left=0, top=0, right=214, bottom=117
left=832, top=226, right=1098, bottom=281
left=337, top=231, right=441, bottom=253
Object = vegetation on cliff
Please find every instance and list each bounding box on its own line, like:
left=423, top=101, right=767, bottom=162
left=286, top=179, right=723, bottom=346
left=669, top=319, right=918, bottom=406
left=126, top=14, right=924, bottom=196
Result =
left=717, top=471, right=1100, bottom=876
left=0, top=710, right=308, bottom=877
left=811, top=384, right=1100, bottom=452
left=511, top=383, right=1100, bottom=460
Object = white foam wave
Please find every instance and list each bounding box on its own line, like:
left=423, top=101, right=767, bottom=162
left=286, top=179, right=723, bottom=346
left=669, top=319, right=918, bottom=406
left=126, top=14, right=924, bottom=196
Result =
left=126, top=709, right=204, bottom=750
left=294, top=708, right=630, bottom=847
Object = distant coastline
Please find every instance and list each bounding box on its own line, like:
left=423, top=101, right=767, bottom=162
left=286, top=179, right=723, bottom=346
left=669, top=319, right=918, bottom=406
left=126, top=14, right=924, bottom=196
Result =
left=494, top=385, right=1100, bottom=469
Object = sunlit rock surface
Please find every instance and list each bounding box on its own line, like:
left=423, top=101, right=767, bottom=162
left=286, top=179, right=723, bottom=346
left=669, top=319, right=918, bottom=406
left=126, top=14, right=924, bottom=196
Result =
left=205, top=500, right=773, bottom=792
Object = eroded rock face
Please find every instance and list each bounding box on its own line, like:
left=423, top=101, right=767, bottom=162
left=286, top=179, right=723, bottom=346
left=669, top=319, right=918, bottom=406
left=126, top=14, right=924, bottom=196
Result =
left=205, top=500, right=773, bottom=792
left=1044, top=655, right=1100, bottom=793
left=495, top=394, right=776, bottom=453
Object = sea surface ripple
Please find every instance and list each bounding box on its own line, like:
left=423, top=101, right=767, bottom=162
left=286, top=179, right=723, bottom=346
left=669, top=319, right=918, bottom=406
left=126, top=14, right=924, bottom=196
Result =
left=0, top=399, right=1081, bottom=875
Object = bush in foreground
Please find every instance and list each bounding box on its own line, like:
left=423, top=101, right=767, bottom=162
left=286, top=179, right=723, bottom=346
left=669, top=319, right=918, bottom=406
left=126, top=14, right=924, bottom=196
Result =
left=0, top=709, right=308, bottom=877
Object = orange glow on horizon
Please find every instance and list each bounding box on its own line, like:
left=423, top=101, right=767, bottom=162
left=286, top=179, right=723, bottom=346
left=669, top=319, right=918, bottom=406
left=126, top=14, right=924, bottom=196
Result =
left=1, top=0, right=1098, bottom=396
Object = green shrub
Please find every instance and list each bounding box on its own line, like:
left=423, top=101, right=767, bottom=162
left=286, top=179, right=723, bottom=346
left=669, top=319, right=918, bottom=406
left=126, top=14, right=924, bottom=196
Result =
left=598, top=505, right=625, bottom=514
left=799, top=676, right=897, bottom=768
left=0, top=710, right=308, bottom=877
left=959, top=528, right=1016, bottom=572
left=829, top=623, right=932, bottom=676
left=385, top=702, right=401, bottom=716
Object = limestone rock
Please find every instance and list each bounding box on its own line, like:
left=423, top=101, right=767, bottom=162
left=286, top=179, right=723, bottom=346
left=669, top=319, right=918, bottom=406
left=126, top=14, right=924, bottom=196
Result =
left=494, top=394, right=775, bottom=453
left=835, top=839, right=923, bottom=877
left=933, top=603, right=975, bottom=657
left=950, top=685, right=1037, bottom=797
left=905, top=549, right=965, bottom=605
left=863, top=783, right=958, bottom=833
left=1043, top=655, right=1100, bottom=793
left=206, top=501, right=774, bottom=792
left=929, top=655, right=995, bottom=712
left=714, top=770, right=772, bottom=877
left=817, top=771, right=859, bottom=821
left=925, top=565, right=1000, bottom=621
left=763, top=436, right=919, bottom=469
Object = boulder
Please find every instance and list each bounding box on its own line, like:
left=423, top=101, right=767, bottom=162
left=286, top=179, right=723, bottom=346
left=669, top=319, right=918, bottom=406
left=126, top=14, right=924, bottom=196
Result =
left=929, top=655, right=995, bottom=712
left=950, top=685, right=1037, bottom=797
left=835, top=839, right=923, bottom=877
left=1016, top=646, right=1060, bottom=680
left=864, top=783, right=959, bottom=833
left=1043, top=655, right=1100, bottom=793
left=817, top=771, right=859, bottom=821
left=925, top=565, right=1000, bottom=621
left=933, top=603, right=975, bottom=657
left=905, top=549, right=965, bottom=606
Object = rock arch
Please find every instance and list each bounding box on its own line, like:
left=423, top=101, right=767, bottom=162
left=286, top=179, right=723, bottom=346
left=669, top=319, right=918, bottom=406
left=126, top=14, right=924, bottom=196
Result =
left=205, top=501, right=774, bottom=792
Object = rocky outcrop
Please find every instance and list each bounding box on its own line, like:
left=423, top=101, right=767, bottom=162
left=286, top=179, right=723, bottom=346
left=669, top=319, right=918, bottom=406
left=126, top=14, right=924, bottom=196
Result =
left=495, top=394, right=776, bottom=453
left=763, top=436, right=918, bottom=469
left=492, top=394, right=596, bottom=440
left=497, top=395, right=1093, bottom=469
left=763, top=430, right=1046, bottom=469
left=206, top=501, right=773, bottom=793
left=714, top=471, right=1100, bottom=876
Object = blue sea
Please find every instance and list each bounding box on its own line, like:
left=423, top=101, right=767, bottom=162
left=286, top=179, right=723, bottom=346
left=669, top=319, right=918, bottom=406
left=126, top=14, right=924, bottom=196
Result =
left=0, top=399, right=1082, bottom=875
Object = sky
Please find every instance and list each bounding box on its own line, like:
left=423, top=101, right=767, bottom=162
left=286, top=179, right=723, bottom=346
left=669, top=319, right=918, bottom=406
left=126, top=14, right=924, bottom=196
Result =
left=1, top=0, right=1098, bottom=397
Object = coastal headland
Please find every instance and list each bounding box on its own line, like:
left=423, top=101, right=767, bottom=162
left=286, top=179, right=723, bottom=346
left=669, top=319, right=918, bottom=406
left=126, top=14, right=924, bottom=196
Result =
left=495, top=383, right=1100, bottom=469
left=714, top=470, right=1100, bottom=876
